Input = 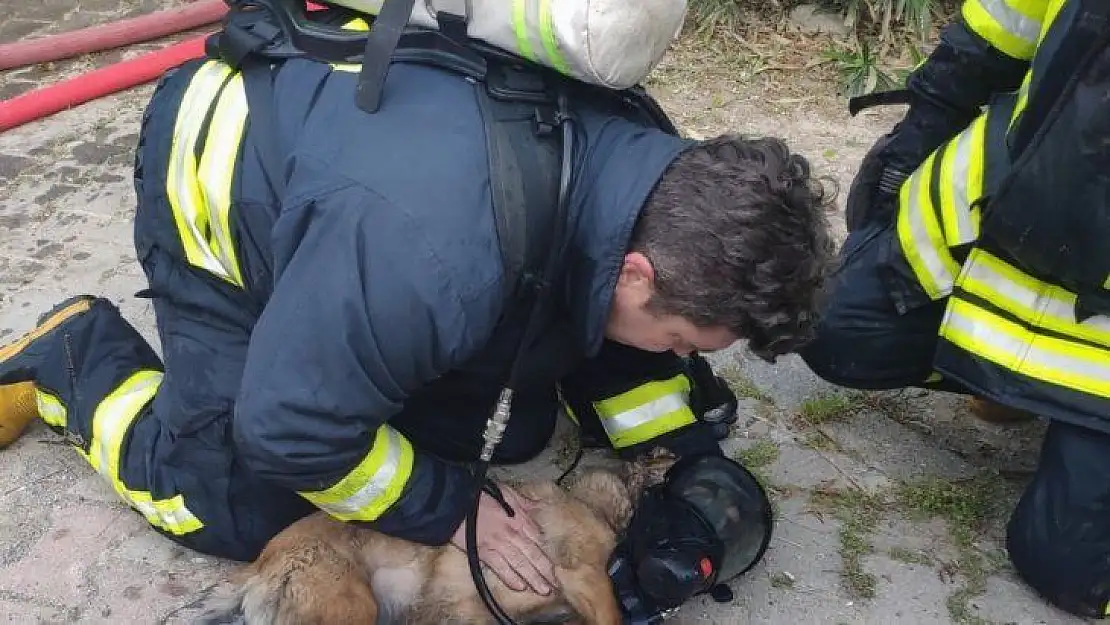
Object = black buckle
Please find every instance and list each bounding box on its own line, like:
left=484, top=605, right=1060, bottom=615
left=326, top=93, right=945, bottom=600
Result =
left=848, top=88, right=913, bottom=116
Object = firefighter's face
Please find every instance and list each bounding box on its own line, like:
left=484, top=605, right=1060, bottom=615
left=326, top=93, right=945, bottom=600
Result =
left=605, top=252, right=738, bottom=356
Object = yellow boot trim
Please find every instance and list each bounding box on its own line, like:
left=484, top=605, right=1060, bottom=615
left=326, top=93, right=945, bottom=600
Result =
left=0, top=382, right=40, bottom=448
left=0, top=298, right=93, bottom=364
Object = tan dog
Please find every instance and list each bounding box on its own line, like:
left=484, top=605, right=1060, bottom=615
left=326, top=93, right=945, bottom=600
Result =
left=198, top=451, right=677, bottom=625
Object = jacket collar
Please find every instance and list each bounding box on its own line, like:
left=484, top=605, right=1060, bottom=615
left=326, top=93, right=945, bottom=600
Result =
left=558, top=109, right=693, bottom=357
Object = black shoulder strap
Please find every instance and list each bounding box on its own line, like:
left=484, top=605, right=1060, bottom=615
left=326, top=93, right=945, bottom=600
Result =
left=472, top=63, right=564, bottom=299
left=354, top=0, right=418, bottom=113
left=239, top=58, right=287, bottom=199
left=207, top=0, right=679, bottom=304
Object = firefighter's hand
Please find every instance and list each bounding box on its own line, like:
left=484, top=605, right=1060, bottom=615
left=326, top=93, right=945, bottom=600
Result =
left=450, top=483, right=557, bottom=596
left=847, top=95, right=978, bottom=232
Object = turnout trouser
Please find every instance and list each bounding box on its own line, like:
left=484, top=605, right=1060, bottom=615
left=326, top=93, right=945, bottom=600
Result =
left=799, top=219, right=1110, bottom=618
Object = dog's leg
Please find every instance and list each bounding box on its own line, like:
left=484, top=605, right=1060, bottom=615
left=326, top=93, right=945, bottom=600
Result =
left=554, top=566, right=623, bottom=625
left=234, top=529, right=382, bottom=625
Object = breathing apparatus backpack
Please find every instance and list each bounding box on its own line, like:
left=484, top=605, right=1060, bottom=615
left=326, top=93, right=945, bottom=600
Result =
left=201, top=1, right=763, bottom=622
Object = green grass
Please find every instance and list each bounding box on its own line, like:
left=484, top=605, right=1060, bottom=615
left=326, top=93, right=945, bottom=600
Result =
left=895, top=473, right=1014, bottom=624
left=715, top=365, right=772, bottom=403
left=770, top=571, right=797, bottom=588
left=887, top=546, right=933, bottom=566
left=799, top=394, right=856, bottom=425
left=809, top=486, right=887, bottom=599
left=894, top=473, right=1008, bottom=548
left=734, top=439, right=781, bottom=469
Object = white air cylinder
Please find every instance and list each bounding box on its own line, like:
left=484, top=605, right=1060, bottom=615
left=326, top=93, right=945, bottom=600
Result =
left=326, top=0, right=689, bottom=89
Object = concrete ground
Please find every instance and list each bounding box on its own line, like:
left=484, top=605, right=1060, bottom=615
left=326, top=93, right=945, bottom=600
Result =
left=0, top=2, right=1094, bottom=624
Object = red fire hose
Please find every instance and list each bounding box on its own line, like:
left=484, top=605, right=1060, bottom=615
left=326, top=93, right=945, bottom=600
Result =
left=0, top=36, right=210, bottom=132
left=0, top=0, right=228, bottom=72
left=0, top=2, right=336, bottom=133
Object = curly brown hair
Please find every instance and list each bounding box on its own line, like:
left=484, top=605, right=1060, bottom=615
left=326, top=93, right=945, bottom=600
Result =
left=630, top=134, right=838, bottom=362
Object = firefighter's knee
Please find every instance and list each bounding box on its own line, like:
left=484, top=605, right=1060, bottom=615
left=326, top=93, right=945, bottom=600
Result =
left=1006, top=422, right=1110, bottom=619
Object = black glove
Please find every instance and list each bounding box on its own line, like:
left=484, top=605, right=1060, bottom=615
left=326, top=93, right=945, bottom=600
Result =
left=845, top=18, right=1030, bottom=232
left=845, top=100, right=975, bottom=230
left=618, top=421, right=724, bottom=462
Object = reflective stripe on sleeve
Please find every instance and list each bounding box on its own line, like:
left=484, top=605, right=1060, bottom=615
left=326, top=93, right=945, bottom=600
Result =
left=299, top=425, right=415, bottom=522
left=961, top=0, right=1043, bottom=60
left=897, top=151, right=961, bottom=299
left=592, top=374, right=697, bottom=448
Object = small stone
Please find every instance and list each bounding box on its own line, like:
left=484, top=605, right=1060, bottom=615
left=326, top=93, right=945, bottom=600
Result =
left=789, top=5, right=851, bottom=38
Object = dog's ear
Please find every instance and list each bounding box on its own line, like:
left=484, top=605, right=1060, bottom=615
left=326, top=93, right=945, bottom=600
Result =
left=626, top=447, right=678, bottom=488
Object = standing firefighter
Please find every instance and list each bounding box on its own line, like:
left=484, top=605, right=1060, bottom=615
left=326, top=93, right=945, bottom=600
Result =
left=801, top=0, right=1110, bottom=617
left=0, top=0, right=834, bottom=620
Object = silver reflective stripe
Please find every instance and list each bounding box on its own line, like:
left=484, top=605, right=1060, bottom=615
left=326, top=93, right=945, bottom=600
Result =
left=132, top=499, right=195, bottom=528
left=90, top=372, right=162, bottom=481
left=980, top=0, right=1041, bottom=46
left=198, top=73, right=248, bottom=284
left=600, top=393, right=688, bottom=437
left=166, top=61, right=234, bottom=281
left=947, top=121, right=979, bottom=246
left=35, top=390, right=67, bottom=428
left=943, top=304, right=1110, bottom=395
left=961, top=252, right=1110, bottom=348
left=85, top=371, right=203, bottom=534
left=900, top=156, right=956, bottom=298
left=316, top=427, right=406, bottom=517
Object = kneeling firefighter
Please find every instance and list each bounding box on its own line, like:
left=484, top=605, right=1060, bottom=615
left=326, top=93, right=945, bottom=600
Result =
left=0, top=0, right=831, bottom=621
left=800, top=0, right=1110, bottom=617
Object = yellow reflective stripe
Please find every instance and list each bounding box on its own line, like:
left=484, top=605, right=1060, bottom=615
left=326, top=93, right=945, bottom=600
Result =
left=941, top=298, right=1110, bottom=398
left=512, top=0, right=538, bottom=63
left=197, top=73, right=248, bottom=287
left=76, top=370, right=204, bottom=536
left=897, top=151, right=960, bottom=299
left=961, top=0, right=1042, bottom=60
left=35, top=389, right=66, bottom=429
left=167, top=61, right=235, bottom=282
left=592, top=374, right=697, bottom=448
left=343, top=17, right=369, bottom=31
left=1038, top=0, right=1068, bottom=43
left=300, top=425, right=415, bottom=522
left=555, top=386, right=580, bottom=425
left=938, top=114, right=987, bottom=247
left=958, top=249, right=1110, bottom=348
left=1005, top=0, right=1049, bottom=20
left=166, top=60, right=250, bottom=287
left=538, top=0, right=569, bottom=75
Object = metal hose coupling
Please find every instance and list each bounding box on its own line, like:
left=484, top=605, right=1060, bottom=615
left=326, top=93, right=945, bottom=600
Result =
left=480, top=387, right=514, bottom=462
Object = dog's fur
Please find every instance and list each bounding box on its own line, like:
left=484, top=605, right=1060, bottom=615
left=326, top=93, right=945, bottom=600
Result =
left=198, top=452, right=677, bottom=625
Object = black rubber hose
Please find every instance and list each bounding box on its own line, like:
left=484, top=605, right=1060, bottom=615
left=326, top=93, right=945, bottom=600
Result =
left=466, top=462, right=517, bottom=625
left=465, top=88, right=577, bottom=625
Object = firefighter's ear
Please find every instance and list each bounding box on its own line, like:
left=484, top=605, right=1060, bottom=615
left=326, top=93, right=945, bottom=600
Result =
left=618, top=252, right=656, bottom=291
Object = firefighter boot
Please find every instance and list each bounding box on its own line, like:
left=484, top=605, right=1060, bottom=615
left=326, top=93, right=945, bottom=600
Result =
left=0, top=382, right=37, bottom=448
left=968, top=397, right=1037, bottom=424
left=0, top=295, right=98, bottom=447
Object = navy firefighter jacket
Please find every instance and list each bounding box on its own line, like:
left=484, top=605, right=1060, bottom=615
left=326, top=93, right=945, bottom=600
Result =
left=140, top=50, right=693, bottom=545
